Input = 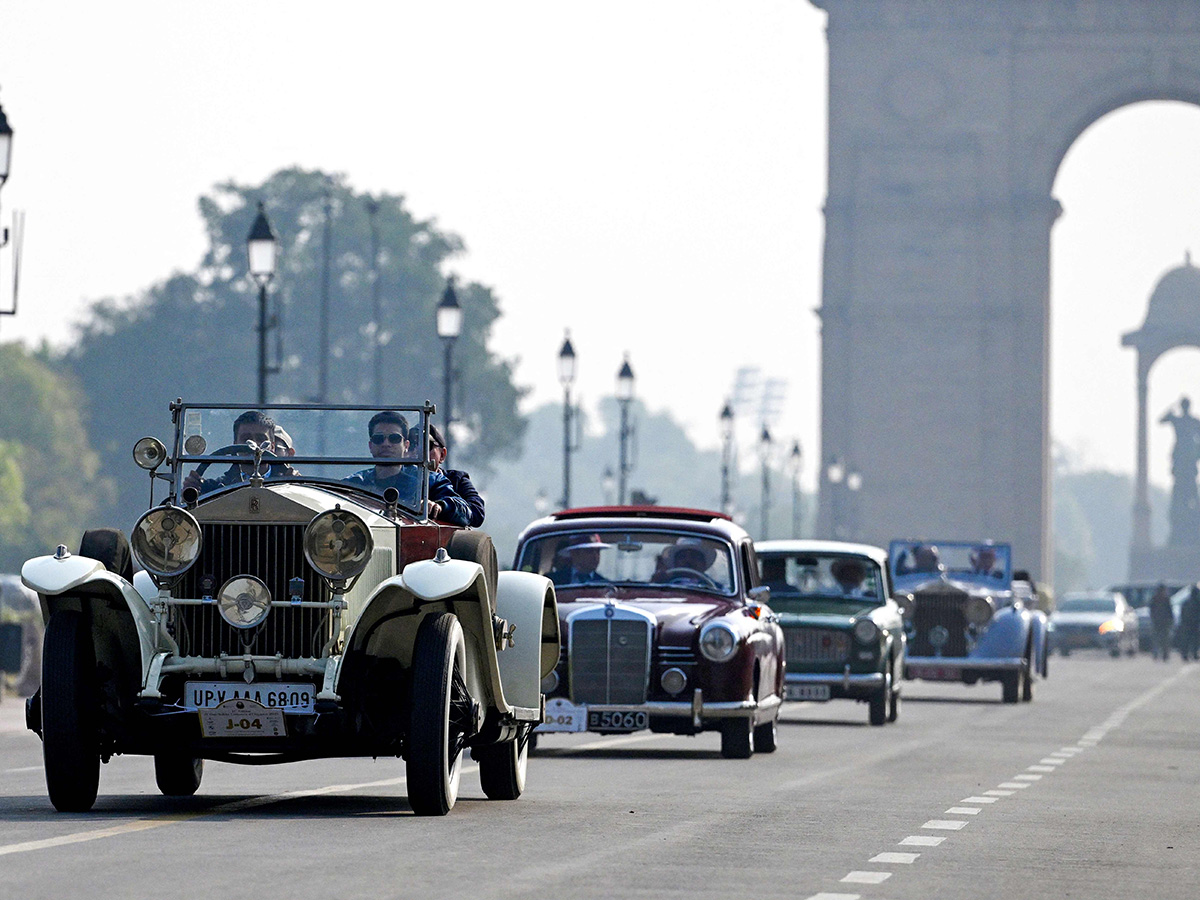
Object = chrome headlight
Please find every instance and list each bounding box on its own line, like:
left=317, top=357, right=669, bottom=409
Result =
left=699, top=621, right=738, bottom=663
left=131, top=506, right=201, bottom=579
left=964, top=595, right=995, bottom=626
left=304, top=508, right=373, bottom=582
left=852, top=618, right=879, bottom=644
left=217, top=575, right=272, bottom=630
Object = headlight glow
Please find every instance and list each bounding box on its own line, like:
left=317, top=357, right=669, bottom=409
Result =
left=130, top=507, right=202, bottom=579
left=853, top=618, right=879, bottom=644
left=304, top=508, right=373, bottom=582
left=964, top=596, right=995, bottom=626
left=217, top=575, right=272, bottom=630
left=699, top=621, right=738, bottom=663
left=1098, top=618, right=1123, bottom=635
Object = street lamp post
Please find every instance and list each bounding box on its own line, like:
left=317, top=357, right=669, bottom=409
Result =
left=616, top=355, right=635, bottom=504
left=826, top=457, right=846, bottom=539
left=719, top=401, right=735, bottom=515
left=558, top=332, right=577, bottom=508
left=436, top=278, right=462, bottom=452
left=759, top=425, right=773, bottom=538
left=365, top=198, right=382, bottom=403
left=246, top=202, right=278, bottom=405
left=789, top=440, right=803, bottom=538
left=0, top=94, right=16, bottom=323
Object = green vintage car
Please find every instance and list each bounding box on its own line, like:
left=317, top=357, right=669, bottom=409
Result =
left=755, top=540, right=905, bottom=726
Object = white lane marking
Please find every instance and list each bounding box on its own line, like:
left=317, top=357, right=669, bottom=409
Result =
left=1014, top=773, right=1043, bottom=781
left=805, top=894, right=861, bottom=900
left=0, top=766, right=479, bottom=857
left=922, top=820, right=968, bottom=831
left=1038, top=758, right=1065, bottom=765
left=998, top=782, right=1030, bottom=789
left=870, top=852, right=919, bottom=864
left=1051, top=750, right=1078, bottom=757
left=961, top=796, right=998, bottom=803
left=1027, top=765, right=1057, bottom=773
left=985, top=789, right=1015, bottom=796
left=557, top=733, right=668, bottom=753
left=900, top=835, right=945, bottom=846
left=4, top=766, right=42, bottom=774
left=841, top=872, right=891, bottom=884
left=945, top=807, right=980, bottom=815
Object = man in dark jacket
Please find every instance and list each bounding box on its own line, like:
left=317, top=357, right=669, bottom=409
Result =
left=426, top=424, right=485, bottom=528
left=1177, top=585, right=1200, bottom=661
left=1149, top=583, right=1175, bottom=662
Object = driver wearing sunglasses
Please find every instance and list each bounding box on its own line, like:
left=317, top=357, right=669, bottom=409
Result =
left=343, top=410, right=471, bottom=525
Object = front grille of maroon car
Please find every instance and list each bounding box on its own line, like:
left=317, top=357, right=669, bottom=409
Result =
left=173, top=523, right=333, bottom=659
left=569, top=617, right=652, bottom=705
left=911, top=591, right=968, bottom=657
left=785, top=628, right=850, bottom=664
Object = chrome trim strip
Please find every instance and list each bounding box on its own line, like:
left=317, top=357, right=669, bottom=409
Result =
left=906, top=655, right=1025, bottom=670
left=786, top=672, right=884, bottom=687
left=577, top=694, right=781, bottom=720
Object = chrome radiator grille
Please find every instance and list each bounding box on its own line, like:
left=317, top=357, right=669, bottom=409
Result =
left=173, top=523, right=332, bottom=659
left=785, top=628, right=850, bottom=664
left=569, top=617, right=652, bottom=705
left=911, top=591, right=968, bottom=657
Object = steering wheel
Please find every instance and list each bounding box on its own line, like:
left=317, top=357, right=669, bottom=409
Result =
left=194, top=443, right=278, bottom=478
left=663, top=567, right=718, bottom=589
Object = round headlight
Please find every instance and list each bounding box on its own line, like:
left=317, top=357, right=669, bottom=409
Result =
left=304, top=508, right=373, bottom=581
left=964, top=595, right=994, bottom=626
left=699, top=621, right=738, bottom=663
left=217, top=575, right=272, bottom=630
left=660, top=667, right=688, bottom=695
left=132, top=436, right=168, bottom=470
left=131, top=506, right=202, bottom=579
left=853, top=618, right=880, bottom=644
left=540, top=670, right=560, bottom=693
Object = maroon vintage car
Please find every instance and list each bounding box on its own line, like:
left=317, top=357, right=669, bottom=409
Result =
left=513, top=506, right=784, bottom=758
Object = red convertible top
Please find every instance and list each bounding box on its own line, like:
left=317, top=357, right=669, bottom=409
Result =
left=551, top=506, right=731, bottom=523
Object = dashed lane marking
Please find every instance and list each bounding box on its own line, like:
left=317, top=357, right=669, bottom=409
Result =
left=804, top=893, right=861, bottom=900
left=1037, top=758, right=1066, bottom=765
left=1014, top=773, right=1043, bottom=781
left=899, top=835, right=945, bottom=847
left=945, top=807, right=980, bottom=815
left=4, top=766, right=41, bottom=774
left=998, top=782, right=1030, bottom=789
left=1027, top=765, right=1057, bottom=772
left=841, top=871, right=891, bottom=884
left=922, top=820, right=968, bottom=831
left=870, top=852, right=919, bottom=864
left=960, top=796, right=997, bottom=803
left=984, top=789, right=1015, bottom=796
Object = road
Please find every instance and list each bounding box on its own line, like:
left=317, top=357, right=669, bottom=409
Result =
left=0, top=653, right=1193, bottom=900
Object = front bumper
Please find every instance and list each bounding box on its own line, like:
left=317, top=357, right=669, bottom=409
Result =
left=785, top=669, right=884, bottom=694
left=905, top=655, right=1025, bottom=681
left=543, top=689, right=781, bottom=733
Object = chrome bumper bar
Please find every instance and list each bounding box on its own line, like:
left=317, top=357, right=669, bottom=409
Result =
left=581, top=691, right=782, bottom=729
left=906, top=655, right=1025, bottom=670
left=786, top=670, right=884, bottom=689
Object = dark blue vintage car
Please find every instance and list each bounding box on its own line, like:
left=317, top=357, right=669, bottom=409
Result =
left=890, top=540, right=1048, bottom=703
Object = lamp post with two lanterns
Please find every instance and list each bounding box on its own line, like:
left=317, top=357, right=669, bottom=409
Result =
left=436, top=279, right=462, bottom=453
left=759, top=425, right=773, bottom=538
left=789, top=440, right=803, bottom=538
left=616, top=355, right=635, bottom=504
left=246, top=202, right=278, bottom=405
left=557, top=332, right=578, bottom=508
left=719, top=402, right=735, bottom=515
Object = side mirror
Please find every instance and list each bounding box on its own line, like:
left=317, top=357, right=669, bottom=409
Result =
left=748, top=585, right=770, bottom=604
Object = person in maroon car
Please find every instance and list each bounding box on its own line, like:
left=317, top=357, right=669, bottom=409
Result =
left=547, top=534, right=612, bottom=586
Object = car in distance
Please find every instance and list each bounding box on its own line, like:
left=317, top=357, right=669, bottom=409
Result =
left=890, top=540, right=1048, bottom=703
left=1048, top=591, right=1139, bottom=657
left=755, top=540, right=904, bottom=725
left=514, top=506, right=784, bottom=758
left=21, top=402, right=559, bottom=815
left=1108, top=583, right=1182, bottom=652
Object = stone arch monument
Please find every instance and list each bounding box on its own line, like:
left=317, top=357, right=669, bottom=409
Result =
left=1123, top=257, right=1200, bottom=581
left=811, top=0, right=1200, bottom=579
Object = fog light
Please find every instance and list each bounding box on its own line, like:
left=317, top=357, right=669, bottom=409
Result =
left=217, top=575, right=272, bottom=630
left=660, top=667, right=688, bottom=695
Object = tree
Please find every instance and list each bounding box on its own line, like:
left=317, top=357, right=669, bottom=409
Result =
left=0, top=344, right=112, bottom=570
left=65, top=168, right=525, bottom=530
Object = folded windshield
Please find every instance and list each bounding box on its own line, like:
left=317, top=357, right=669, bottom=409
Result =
left=516, top=530, right=735, bottom=595
left=168, top=403, right=436, bottom=513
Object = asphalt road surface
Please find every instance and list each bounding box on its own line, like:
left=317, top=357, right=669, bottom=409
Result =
left=0, top=653, right=1194, bottom=900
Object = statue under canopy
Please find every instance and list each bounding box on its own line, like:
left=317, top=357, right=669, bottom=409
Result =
left=1161, top=396, right=1200, bottom=546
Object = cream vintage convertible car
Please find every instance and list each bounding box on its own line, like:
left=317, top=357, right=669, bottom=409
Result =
left=22, top=401, right=559, bottom=815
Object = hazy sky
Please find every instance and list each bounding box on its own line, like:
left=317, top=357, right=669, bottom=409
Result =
left=1, top=2, right=1199, bottom=492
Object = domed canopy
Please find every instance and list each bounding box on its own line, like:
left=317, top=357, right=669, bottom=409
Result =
left=1122, top=254, right=1200, bottom=362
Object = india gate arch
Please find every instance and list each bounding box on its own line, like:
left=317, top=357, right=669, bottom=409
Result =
left=810, top=0, right=1200, bottom=580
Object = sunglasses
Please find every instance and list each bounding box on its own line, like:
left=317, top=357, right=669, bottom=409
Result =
left=371, top=433, right=407, bottom=445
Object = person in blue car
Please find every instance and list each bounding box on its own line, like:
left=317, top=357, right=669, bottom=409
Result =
left=343, top=410, right=471, bottom=526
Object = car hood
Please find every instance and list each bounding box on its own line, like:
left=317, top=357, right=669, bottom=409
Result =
left=556, top=595, right=732, bottom=643
left=774, top=599, right=882, bottom=628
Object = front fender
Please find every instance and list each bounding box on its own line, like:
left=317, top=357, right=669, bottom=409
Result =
left=1028, top=609, right=1049, bottom=676
left=21, top=552, right=157, bottom=692
left=494, top=571, right=558, bottom=710
left=973, top=606, right=1030, bottom=659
